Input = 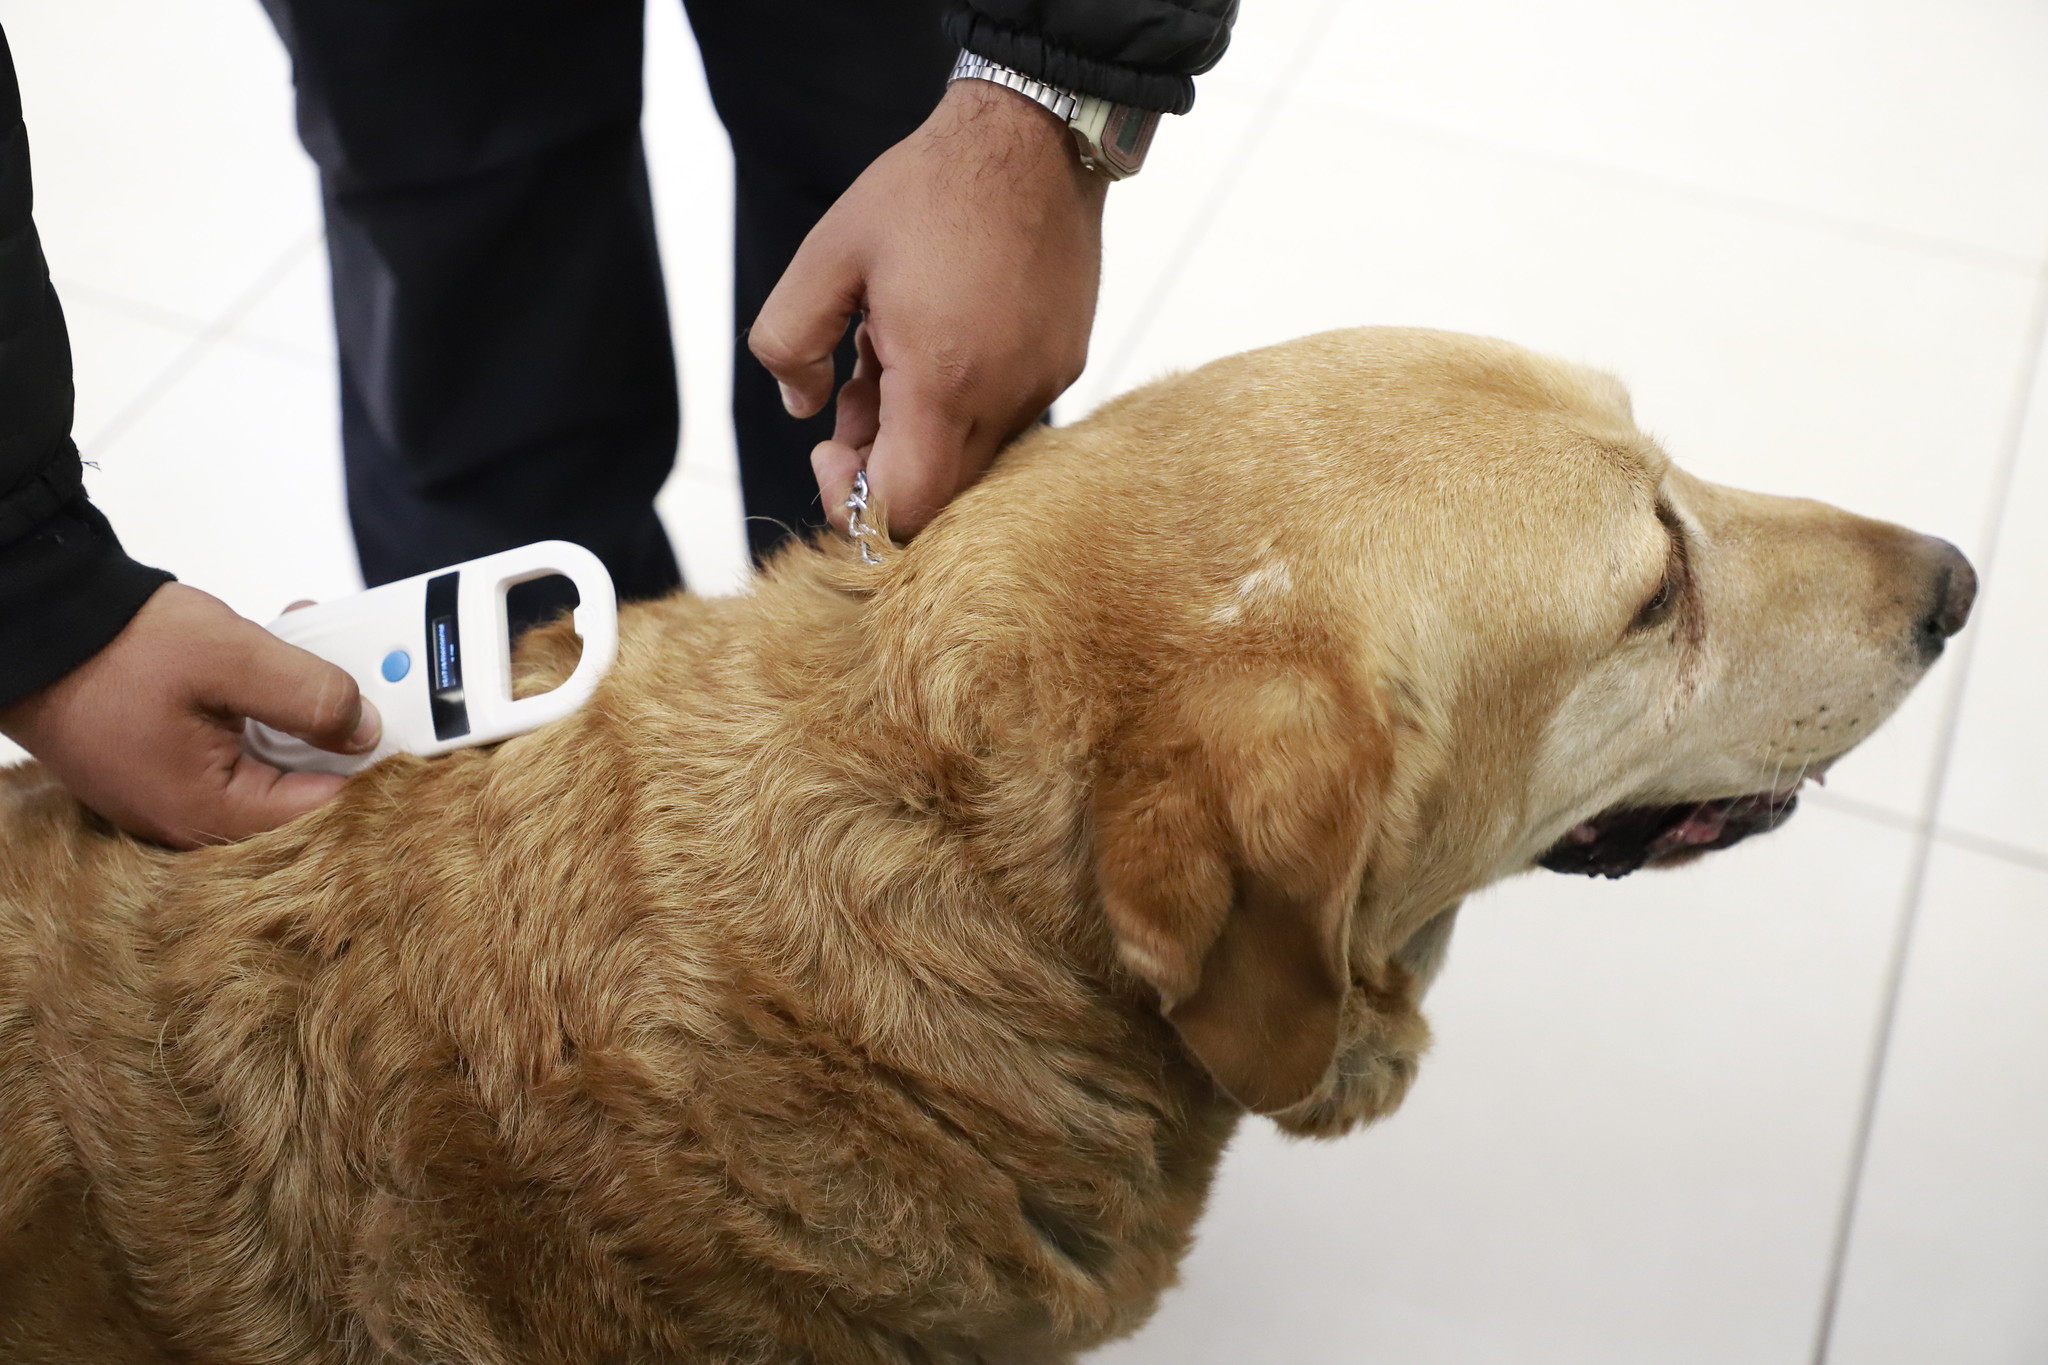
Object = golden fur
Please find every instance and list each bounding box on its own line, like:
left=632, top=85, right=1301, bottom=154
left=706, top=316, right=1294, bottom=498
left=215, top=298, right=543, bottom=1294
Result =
left=0, top=329, right=1964, bottom=1362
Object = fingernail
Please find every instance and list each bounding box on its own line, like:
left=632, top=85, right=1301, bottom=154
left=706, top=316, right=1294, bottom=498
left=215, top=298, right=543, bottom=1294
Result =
left=349, top=700, right=383, bottom=753
left=778, top=382, right=804, bottom=417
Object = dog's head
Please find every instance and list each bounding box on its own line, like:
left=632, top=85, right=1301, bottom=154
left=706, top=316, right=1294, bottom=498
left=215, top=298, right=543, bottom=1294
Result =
left=867, top=327, right=1973, bottom=1135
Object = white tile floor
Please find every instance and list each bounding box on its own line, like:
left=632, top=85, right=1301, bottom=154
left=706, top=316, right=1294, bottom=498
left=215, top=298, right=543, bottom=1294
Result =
left=3, top=1, right=2044, bottom=1360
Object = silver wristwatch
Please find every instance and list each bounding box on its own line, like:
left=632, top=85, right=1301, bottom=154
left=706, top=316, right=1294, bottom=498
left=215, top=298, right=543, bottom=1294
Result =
left=948, top=50, right=1161, bottom=181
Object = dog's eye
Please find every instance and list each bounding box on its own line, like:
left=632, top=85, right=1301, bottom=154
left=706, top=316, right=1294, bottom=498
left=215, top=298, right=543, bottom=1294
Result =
left=1630, top=504, right=1689, bottom=633
left=1631, top=573, right=1679, bottom=631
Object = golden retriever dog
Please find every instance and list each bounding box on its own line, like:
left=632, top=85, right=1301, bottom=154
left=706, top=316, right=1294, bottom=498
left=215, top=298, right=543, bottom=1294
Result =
left=0, top=329, right=1973, bottom=1363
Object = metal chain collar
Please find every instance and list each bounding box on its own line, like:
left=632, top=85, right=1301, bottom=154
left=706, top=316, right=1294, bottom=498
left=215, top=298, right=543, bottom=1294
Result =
left=845, top=470, right=884, bottom=565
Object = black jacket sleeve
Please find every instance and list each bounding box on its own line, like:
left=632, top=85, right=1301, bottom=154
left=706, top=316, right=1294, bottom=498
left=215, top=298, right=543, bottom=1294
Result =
left=0, top=24, right=171, bottom=711
left=942, top=0, right=1239, bottom=114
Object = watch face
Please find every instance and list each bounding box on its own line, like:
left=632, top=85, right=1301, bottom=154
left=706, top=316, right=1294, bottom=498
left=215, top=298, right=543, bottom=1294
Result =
left=1105, top=109, right=1155, bottom=178
left=1098, top=106, right=1160, bottom=177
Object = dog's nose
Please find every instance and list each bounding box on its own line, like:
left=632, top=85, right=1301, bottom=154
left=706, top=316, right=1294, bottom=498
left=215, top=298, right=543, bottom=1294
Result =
left=1914, top=537, right=1977, bottom=662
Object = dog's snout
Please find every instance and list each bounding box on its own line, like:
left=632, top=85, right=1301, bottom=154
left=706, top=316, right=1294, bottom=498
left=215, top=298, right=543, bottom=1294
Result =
left=1914, top=537, right=1976, bottom=662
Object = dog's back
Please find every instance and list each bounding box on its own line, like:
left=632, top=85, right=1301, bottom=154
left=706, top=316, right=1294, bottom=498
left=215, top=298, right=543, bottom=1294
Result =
left=0, top=571, right=1228, bottom=1364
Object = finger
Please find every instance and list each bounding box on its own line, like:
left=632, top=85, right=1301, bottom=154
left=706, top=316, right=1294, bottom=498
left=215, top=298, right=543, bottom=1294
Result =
left=748, top=234, right=863, bottom=420
left=813, top=327, right=883, bottom=533
left=191, top=758, right=348, bottom=846
left=864, top=369, right=982, bottom=538
left=283, top=599, right=316, bottom=613
left=811, top=440, right=867, bottom=534
left=831, top=323, right=882, bottom=454
left=210, top=621, right=381, bottom=755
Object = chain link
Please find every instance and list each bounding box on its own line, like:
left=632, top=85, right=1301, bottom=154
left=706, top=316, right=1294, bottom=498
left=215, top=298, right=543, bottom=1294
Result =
left=845, top=470, right=884, bottom=565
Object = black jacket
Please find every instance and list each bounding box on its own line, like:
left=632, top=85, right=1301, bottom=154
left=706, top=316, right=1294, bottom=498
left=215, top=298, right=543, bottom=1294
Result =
left=943, top=0, right=1239, bottom=114
left=0, top=2, right=1236, bottom=710
left=0, top=25, right=170, bottom=710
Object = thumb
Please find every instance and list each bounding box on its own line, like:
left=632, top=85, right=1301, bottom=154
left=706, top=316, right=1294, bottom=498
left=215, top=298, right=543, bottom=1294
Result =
left=212, top=621, right=381, bottom=756
left=191, top=761, right=349, bottom=845
left=748, top=232, right=863, bottom=421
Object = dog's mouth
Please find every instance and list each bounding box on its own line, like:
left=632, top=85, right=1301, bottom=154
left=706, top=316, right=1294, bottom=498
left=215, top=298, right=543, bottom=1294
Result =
left=1538, top=789, right=1803, bottom=879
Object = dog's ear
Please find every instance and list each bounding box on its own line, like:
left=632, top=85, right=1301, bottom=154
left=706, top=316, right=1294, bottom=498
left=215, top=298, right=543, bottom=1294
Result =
left=1094, top=668, right=1389, bottom=1113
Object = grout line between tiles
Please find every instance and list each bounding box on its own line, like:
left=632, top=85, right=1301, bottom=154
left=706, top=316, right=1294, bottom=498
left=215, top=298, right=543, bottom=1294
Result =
left=1807, top=788, right=2048, bottom=876
left=52, top=276, right=216, bottom=336
left=1091, top=0, right=1353, bottom=398
left=79, top=230, right=323, bottom=459
left=1802, top=788, right=1920, bottom=833
left=1809, top=257, right=2048, bottom=1365
left=1932, top=827, right=2048, bottom=877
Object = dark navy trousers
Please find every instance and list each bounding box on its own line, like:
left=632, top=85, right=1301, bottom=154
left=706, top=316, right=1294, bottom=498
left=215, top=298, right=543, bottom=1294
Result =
left=259, top=0, right=951, bottom=609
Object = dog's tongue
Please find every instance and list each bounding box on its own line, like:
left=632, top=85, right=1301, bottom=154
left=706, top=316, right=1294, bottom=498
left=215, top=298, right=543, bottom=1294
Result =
left=1662, top=802, right=1730, bottom=848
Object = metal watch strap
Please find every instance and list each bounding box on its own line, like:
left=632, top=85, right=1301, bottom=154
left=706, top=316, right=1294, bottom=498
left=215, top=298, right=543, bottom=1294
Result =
left=947, top=50, right=1158, bottom=180
left=949, top=50, right=1080, bottom=124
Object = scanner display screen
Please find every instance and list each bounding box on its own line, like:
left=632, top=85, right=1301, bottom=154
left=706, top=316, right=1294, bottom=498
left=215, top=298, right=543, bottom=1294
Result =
left=431, top=616, right=460, bottom=693
left=424, top=571, right=471, bottom=741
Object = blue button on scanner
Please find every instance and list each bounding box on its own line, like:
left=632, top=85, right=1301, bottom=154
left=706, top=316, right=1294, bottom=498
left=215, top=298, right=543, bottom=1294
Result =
left=380, top=648, right=412, bottom=683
